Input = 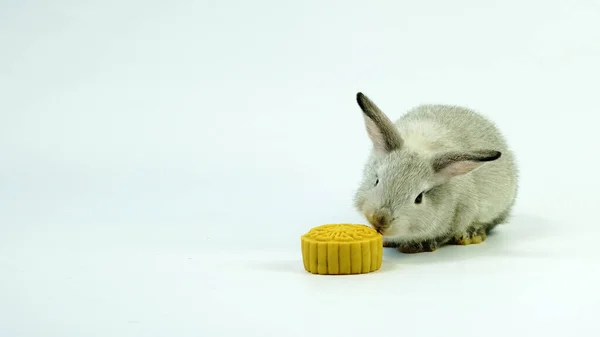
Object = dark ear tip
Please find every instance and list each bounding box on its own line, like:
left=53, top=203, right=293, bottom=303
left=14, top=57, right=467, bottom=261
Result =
left=356, top=92, right=367, bottom=110
left=486, top=151, right=502, bottom=161
left=356, top=92, right=365, bottom=103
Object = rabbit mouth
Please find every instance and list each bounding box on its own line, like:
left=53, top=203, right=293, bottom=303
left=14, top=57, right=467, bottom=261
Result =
left=365, top=213, right=392, bottom=234
left=379, top=218, right=398, bottom=235
left=378, top=218, right=403, bottom=237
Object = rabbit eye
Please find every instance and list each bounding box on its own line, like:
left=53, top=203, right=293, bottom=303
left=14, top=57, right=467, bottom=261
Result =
left=374, top=178, right=379, bottom=186
left=414, top=192, right=423, bottom=204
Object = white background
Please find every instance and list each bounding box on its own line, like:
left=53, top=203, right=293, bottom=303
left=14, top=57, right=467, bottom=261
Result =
left=1, top=0, right=599, bottom=336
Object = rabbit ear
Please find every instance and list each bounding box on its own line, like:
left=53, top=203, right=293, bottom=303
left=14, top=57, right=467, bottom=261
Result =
left=356, top=92, right=403, bottom=153
left=432, top=150, right=501, bottom=182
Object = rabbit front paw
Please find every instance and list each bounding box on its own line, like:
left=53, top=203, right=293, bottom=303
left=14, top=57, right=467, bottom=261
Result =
left=397, top=239, right=439, bottom=254
left=450, top=225, right=487, bottom=245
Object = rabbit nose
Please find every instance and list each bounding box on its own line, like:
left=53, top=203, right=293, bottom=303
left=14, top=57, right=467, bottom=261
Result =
left=367, top=212, right=390, bottom=233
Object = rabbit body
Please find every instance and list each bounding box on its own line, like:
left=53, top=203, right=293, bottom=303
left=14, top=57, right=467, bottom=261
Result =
left=353, top=92, right=518, bottom=253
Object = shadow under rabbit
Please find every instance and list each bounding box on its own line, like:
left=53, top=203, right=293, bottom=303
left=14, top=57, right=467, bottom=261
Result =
left=381, top=212, right=567, bottom=265
left=229, top=213, right=568, bottom=274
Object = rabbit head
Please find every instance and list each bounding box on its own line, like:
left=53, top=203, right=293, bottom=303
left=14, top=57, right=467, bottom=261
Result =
left=352, top=92, right=501, bottom=240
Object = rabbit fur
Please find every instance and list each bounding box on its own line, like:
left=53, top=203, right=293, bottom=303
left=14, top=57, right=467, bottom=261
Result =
left=353, top=92, right=518, bottom=253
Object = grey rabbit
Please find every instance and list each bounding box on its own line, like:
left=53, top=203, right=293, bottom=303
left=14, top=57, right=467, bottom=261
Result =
left=353, top=92, right=518, bottom=253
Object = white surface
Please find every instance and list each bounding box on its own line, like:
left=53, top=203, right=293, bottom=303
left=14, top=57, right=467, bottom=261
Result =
left=1, top=0, right=599, bottom=336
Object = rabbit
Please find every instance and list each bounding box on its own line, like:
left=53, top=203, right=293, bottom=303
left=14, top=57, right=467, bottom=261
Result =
left=352, top=92, right=518, bottom=253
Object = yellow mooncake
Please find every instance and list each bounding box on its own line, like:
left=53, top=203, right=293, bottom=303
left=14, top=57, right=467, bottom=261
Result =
left=301, top=224, right=383, bottom=275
